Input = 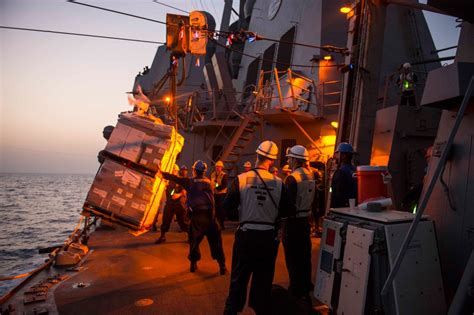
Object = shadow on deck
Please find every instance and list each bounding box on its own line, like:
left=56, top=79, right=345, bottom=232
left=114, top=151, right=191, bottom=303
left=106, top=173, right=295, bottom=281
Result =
left=53, top=222, right=323, bottom=315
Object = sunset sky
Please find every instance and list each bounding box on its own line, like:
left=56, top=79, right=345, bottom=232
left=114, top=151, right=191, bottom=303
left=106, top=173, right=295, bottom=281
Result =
left=0, top=0, right=460, bottom=174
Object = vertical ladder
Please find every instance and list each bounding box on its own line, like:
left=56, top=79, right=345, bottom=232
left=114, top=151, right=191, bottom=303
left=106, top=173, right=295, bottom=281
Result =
left=220, top=114, right=260, bottom=177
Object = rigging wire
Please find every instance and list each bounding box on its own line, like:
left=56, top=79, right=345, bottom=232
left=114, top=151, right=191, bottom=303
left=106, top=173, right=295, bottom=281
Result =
left=68, top=0, right=168, bottom=25
left=0, top=26, right=164, bottom=44
left=67, top=0, right=348, bottom=55
left=210, top=38, right=344, bottom=69
left=152, top=0, right=189, bottom=14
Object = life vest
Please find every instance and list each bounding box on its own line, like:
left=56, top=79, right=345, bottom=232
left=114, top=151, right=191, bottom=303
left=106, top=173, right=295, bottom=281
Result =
left=290, top=167, right=316, bottom=218
left=187, top=177, right=214, bottom=212
left=210, top=171, right=228, bottom=194
left=399, top=72, right=415, bottom=92
left=237, top=169, right=283, bottom=230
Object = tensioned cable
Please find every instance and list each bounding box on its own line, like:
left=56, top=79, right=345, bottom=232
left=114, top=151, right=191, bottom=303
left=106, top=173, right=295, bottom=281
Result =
left=68, top=0, right=348, bottom=54
left=0, top=26, right=164, bottom=44
left=213, top=30, right=349, bottom=54
left=152, top=1, right=188, bottom=14
left=68, top=0, right=168, bottom=25
left=210, top=38, right=343, bottom=68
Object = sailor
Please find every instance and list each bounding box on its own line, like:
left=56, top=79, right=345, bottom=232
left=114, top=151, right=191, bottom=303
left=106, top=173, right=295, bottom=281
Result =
left=397, top=62, right=418, bottom=106
left=159, top=160, right=226, bottom=274
left=210, top=160, right=228, bottom=229
left=270, top=166, right=279, bottom=177
left=155, top=165, right=189, bottom=244
left=281, top=164, right=292, bottom=181
left=223, top=140, right=286, bottom=315
left=243, top=160, right=252, bottom=173
left=282, top=145, right=319, bottom=305
left=330, top=142, right=357, bottom=208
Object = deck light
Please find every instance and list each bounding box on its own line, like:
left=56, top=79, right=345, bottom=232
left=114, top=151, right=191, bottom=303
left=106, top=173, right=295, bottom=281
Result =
left=323, top=55, right=333, bottom=61
left=340, top=5, right=351, bottom=14
left=330, top=121, right=339, bottom=129
left=165, top=96, right=171, bottom=103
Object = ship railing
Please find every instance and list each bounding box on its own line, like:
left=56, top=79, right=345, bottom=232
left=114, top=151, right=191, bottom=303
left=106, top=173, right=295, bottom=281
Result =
left=251, top=68, right=320, bottom=114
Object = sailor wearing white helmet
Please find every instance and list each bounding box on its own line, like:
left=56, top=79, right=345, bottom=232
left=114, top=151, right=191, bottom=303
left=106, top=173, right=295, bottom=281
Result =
left=397, top=62, right=418, bottom=106
left=223, top=140, right=288, bottom=315
left=282, top=145, right=320, bottom=306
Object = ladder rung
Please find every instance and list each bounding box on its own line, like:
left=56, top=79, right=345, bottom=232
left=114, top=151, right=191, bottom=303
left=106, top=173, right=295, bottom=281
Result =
left=239, top=136, right=251, bottom=141
left=229, top=151, right=240, bottom=155
left=244, top=127, right=254, bottom=132
left=324, top=91, right=341, bottom=96
left=323, top=103, right=341, bottom=107
left=234, top=144, right=245, bottom=148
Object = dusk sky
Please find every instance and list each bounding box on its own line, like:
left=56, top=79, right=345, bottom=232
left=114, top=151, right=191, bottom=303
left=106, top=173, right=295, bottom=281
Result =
left=0, top=0, right=460, bottom=174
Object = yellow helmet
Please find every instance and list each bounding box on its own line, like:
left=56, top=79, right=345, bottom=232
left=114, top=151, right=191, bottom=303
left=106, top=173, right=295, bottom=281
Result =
left=215, top=160, right=224, bottom=167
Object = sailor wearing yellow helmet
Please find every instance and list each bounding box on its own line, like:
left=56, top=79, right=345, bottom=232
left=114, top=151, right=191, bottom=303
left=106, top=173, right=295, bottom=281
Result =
left=210, top=160, right=228, bottom=229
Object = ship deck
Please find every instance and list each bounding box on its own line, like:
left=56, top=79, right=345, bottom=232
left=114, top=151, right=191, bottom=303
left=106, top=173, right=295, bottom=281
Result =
left=3, top=221, right=325, bottom=314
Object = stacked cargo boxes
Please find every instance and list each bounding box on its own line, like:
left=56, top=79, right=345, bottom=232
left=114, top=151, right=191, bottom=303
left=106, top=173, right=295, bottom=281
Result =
left=83, top=112, right=184, bottom=233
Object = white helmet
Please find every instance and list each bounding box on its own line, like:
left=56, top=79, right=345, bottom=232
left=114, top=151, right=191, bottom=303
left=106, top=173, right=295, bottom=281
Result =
left=403, top=62, right=411, bottom=69
left=286, top=145, right=309, bottom=161
left=256, top=140, right=278, bottom=160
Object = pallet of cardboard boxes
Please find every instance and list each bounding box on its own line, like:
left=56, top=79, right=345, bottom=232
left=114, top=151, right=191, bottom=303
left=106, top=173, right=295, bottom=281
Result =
left=83, top=112, right=184, bottom=233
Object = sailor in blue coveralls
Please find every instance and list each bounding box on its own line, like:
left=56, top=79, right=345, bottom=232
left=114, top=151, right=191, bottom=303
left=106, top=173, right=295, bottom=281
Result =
left=159, top=160, right=226, bottom=274
left=330, top=142, right=357, bottom=208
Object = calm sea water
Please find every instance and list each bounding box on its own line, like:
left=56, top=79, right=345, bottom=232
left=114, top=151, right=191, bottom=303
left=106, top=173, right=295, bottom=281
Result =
left=0, top=173, right=94, bottom=297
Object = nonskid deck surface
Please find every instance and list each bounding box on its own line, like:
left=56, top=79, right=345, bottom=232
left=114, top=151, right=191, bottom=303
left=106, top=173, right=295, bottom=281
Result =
left=52, top=222, right=322, bottom=314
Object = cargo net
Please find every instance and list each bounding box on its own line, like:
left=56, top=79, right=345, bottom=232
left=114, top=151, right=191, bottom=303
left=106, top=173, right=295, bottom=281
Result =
left=83, top=112, right=184, bottom=235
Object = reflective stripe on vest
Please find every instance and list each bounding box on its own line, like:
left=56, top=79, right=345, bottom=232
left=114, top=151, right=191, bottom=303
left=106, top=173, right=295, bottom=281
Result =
left=211, top=171, right=228, bottom=194
left=290, top=167, right=316, bottom=217
left=237, top=169, right=282, bottom=230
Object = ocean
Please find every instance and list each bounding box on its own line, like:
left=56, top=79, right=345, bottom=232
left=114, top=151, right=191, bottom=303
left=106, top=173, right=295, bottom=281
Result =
left=0, top=173, right=94, bottom=297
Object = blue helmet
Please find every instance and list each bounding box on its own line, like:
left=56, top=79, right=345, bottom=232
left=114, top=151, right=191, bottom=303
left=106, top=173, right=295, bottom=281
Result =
left=336, top=142, right=354, bottom=153
left=192, top=160, right=207, bottom=172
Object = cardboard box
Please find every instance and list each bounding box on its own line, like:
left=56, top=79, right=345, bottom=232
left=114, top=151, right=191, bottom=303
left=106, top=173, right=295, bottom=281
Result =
left=104, top=123, right=130, bottom=156
left=84, top=114, right=184, bottom=233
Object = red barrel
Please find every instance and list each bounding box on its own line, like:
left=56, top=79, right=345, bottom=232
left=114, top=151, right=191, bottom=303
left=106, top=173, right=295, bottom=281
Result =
left=356, top=166, right=388, bottom=203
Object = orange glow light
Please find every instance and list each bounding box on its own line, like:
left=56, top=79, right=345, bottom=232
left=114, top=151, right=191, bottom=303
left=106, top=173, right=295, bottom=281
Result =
left=165, top=96, right=171, bottom=103
left=330, top=121, right=339, bottom=129
left=340, top=6, right=351, bottom=14
left=323, top=55, right=333, bottom=61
